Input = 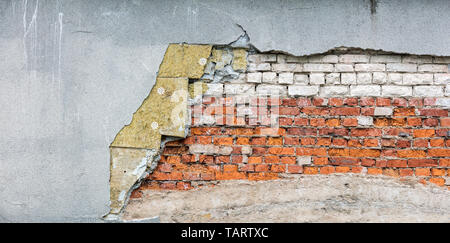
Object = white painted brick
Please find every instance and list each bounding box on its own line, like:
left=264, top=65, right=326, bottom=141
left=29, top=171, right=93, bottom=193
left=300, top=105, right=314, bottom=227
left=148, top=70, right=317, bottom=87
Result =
left=341, top=73, right=356, bottom=84
left=288, top=85, right=319, bottom=96
left=350, top=85, right=381, bottom=96
left=433, top=57, right=450, bottom=63
left=335, top=64, right=354, bottom=72
left=446, top=84, right=450, bottom=96
left=294, top=74, right=309, bottom=84
left=309, top=73, right=325, bottom=84
left=247, top=72, right=262, bottom=83
left=272, top=63, right=302, bottom=72
left=256, top=84, right=287, bottom=96
left=204, top=83, right=224, bottom=96
left=248, top=54, right=276, bottom=63
left=356, top=73, right=372, bottom=84
left=277, top=54, right=287, bottom=63
left=387, top=73, right=403, bottom=84
left=418, top=64, right=448, bottom=73
left=339, top=54, right=370, bottom=63
left=413, top=86, right=444, bottom=97
left=370, top=55, right=401, bottom=63
left=228, top=73, right=247, bottom=83
left=320, top=86, right=349, bottom=97
left=247, top=73, right=262, bottom=83
left=403, top=73, right=433, bottom=85
left=372, top=72, right=387, bottom=84
left=308, top=55, right=338, bottom=63
left=278, top=73, right=294, bottom=84
left=435, top=98, right=450, bottom=108
left=355, top=64, right=385, bottom=72
left=381, top=86, right=412, bottom=97
left=297, top=156, right=312, bottom=165
left=225, top=83, right=255, bottom=95
left=357, top=116, right=373, bottom=126
left=434, top=73, right=450, bottom=84
left=402, top=56, right=433, bottom=64
left=262, top=72, right=277, bottom=84
left=241, top=146, right=252, bottom=154
left=286, top=56, right=308, bottom=63
left=386, top=63, right=417, bottom=72
left=248, top=63, right=271, bottom=72
left=325, top=73, right=340, bottom=84
left=374, top=107, right=393, bottom=116
left=303, top=63, right=334, bottom=72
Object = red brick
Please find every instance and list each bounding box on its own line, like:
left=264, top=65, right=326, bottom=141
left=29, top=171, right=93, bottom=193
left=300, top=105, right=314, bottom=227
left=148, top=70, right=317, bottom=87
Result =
left=360, top=97, right=375, bottom=106
left=344, top=98, right=358, bottom=106
left=215, top=172, right=247, bottom=180
left=281, top=157, right=297, bottom=164
left=331, top=107, right=360, bottom=116
left=329, top=98, right=344, bottom=106
left=251, top=137, right=266, bottom=145
left=428, top=149, right=450, bottom=157
left=303, top=167, right=319, bottom=174
left=399, top=168, right=414, bottom=177
left=236, top=137, right=250, bottom=145
left=320, top=166, right=335, bottom=174
left=367, top=168, right=382, bottom=175
left=309, top=118, right=325, bottom=127
left=248, top=156, right=262, bottom=164
left=376, top=98, right=391, bottom=106
left=415, top=168, right=430, bottom=176
left=312, top=97, right=327, bottom=106
left=265, top=156, right=280, bottom=164
left=214, top=137, right=233, bottom=145
left=397, top=150, right=427, bottom=158
left=293, top=118, right=308, bottom=126
left=393, top=107, right=415, bottom=116
left=392, top=98, right=407, bottom=107
left=419, top=109, right=448, bottom=117
left=440, top=118, right=450, bottom=127
left=429, top=178, right=445, bottom=187
left=223, top=164, right=238, bottom=172
left=284, top=137, right=300, bottom=145
left=254, top=164, right=269, bottom=172
left=248, top=172, right=278, bottom=181
left=351, top=128, right=382, bottom=137
left=279, top=107, right=300, bottom=115
left=407, top=117, right=421, bottom=126
left=386, top=160, right=408, bottom=168
left=408, top=159, right=438, bottom=167
left=335, top=166, right=351, bottom=173
left=271, top=164, right=286, bottom=173
left=342, top=118, right=358, bottom=127
left=296, top=147, right=327, bottom=156
left=268, top=147, right=295, bottom=155
left=297, top=98, right=311, bottom=106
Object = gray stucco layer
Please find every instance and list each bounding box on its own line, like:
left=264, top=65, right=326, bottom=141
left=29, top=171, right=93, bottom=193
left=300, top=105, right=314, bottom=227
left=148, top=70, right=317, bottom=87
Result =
left=0, top=0, right=448, bottom=222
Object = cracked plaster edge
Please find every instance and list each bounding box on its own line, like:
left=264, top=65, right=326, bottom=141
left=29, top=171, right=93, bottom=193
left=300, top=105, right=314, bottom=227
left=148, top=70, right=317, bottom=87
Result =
left=103, top=34, right=251, bottom=221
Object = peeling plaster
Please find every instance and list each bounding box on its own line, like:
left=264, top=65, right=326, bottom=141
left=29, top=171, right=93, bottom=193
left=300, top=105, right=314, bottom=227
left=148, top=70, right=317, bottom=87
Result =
left=106, top=42, right=249, bottom=219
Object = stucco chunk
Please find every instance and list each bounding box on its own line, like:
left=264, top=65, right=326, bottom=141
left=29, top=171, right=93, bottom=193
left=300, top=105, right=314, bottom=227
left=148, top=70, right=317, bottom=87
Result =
left=158, top=44, right=212, bottom=79
left=109, top=147, right=157, bottom=214
left=111, top=77, right=188, bottom=149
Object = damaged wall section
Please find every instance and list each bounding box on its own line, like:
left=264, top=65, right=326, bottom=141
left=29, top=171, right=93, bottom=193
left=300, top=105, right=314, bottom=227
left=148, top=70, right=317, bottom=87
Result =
left=107, top=43, right=249, bottom=218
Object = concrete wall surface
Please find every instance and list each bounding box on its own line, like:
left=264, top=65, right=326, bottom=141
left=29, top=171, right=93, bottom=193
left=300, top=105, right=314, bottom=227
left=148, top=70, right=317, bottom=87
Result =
left=0, top=0, right=449, bottom=222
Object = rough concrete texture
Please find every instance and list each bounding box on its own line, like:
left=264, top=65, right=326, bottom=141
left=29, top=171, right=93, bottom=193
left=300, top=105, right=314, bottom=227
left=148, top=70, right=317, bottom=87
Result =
left=123, top=174, right=450, bottom=223
left=0, top=0, right=449, bottom=222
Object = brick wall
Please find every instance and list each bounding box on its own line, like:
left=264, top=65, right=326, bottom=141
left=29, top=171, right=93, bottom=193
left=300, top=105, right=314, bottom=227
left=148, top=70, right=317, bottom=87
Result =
left=132, top=49, right=450, bottom=196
